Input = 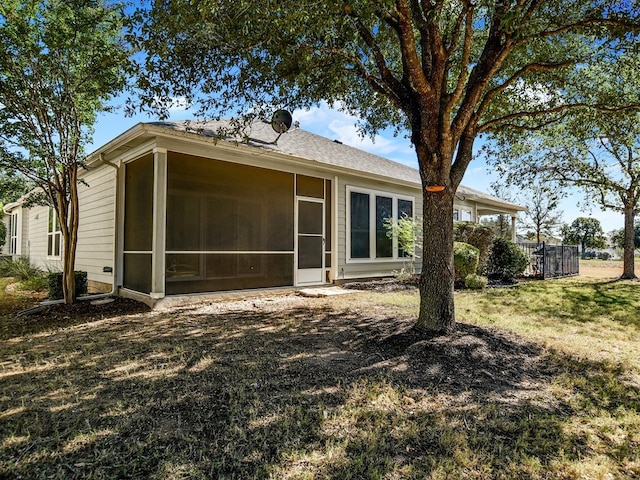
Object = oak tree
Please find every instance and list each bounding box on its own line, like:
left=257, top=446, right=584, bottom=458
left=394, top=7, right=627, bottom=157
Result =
left=134, top=0, right=639, bottom=332
left=562, top=217, right=607, bottom=253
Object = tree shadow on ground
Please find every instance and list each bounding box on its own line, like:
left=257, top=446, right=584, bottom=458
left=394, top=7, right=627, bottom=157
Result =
left=1, top=296, right=639, bottom=478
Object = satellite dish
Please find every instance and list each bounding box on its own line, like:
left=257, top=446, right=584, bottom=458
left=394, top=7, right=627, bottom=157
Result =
left=271, top=110, right=293, bottom=134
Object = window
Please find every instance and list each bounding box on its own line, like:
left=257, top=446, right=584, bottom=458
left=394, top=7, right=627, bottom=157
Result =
left=347, top=187, right=414, bottom=261
left=47, top=207, right=62, bottom=258
left=454, top=207, right=472, bottom=222
left=8, top=211, right=18, bottom=255
left=350, top=191, right=370, bottom=259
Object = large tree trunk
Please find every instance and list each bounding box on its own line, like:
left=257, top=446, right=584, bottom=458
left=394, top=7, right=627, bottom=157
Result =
left=416, top=187, right=456, bottom=334
left=621, top=205, right=636, bottom=279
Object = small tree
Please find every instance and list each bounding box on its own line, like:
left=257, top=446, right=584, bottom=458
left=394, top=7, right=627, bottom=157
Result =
left=482, top=182, right=515, bottom=240
left=485, top=238, right=529, bottom=283
left=0, top=0, right=129, bottom=303
left=384, top=213, right=422, bottom=276
left=517, top=181, right=564, bottom=244
left=562, top=217, right=607, bottom=253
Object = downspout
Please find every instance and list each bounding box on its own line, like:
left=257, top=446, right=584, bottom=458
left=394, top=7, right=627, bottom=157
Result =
left=95, top=152, right=120, bottom=299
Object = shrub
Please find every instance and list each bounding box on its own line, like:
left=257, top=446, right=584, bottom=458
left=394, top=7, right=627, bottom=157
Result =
left=465, top=274, right=488, bottom=289
left=485, top=238, right=529, bottom=282
left=16, top=275, right=49, bottom=292
left=384, top=213, right=422, bottom=275
left=48, top=271, right=88, bottom=300
left=454, top=222, right=495, bottom=272
left=0, top=257, right=43, bottom=281
left=454, top=241, right=479, bottom=286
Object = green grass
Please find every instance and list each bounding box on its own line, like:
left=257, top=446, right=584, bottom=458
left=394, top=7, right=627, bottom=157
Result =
left=456, top=277, right=640, bottom=368
left=1, top=278, right=639, bottom=479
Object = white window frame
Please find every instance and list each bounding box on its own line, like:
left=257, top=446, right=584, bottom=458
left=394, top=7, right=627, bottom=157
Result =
left=47, top=207, right=62, bottom=259
left=9, top=211, right=19, bottom=255
left=346, top=186, right=415, bottom=263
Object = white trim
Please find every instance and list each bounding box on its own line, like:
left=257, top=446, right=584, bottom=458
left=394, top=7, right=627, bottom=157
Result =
left=295, top=196, right=325, bottom=286
left=166, top=251, right=294, bottom=255
left=345, top=185, right=415, bottom=263
left=330, top=175, right=338, bottom=283
left=46, top=207, right=62, bottom=260
left=9, top=210, right=21, bottom=256
left=151, top=149, right=168, bottom=298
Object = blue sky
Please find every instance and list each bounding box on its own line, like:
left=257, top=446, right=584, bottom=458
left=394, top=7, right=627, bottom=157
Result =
left=87, top=101, right=625, bottom=235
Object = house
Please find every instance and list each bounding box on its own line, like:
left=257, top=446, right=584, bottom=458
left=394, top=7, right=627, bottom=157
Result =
left=2, top=120, right=526, bottom=305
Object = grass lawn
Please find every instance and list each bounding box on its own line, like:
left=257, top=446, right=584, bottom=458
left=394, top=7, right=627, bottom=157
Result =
left=1, top=273, right=639, bottom=479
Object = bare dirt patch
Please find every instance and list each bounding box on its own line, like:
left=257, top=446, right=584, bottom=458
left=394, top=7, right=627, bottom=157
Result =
left=579, top=263, right=623, bottom=278
left=0, top=289, right=564, bottom=478
left=3, top=285, right=637, bottom=478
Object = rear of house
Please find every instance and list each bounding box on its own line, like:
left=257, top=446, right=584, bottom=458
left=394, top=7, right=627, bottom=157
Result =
left=2, top=120, right=525, bottom=305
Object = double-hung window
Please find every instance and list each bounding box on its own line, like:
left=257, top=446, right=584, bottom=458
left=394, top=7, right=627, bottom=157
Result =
left=47, top=207, right=62, bottom=258
left=8, top=211, right=19, bottom=255
left=347, top=187, right=414, bottom=261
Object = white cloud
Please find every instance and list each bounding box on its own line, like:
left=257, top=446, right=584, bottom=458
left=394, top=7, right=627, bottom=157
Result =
left=293, top=102, right=416, bottom=166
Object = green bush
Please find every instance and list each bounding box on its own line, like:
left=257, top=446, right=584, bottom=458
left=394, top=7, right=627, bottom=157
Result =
left=454, top=222, right=495, bottom=272
left=0, top=257, right=43, bottom=281
left=16, top=275, right=49, bottom=292
left=465, top=274, right=488, bottom=289
left=485, top=238, right=528, bottom=282
left=48, top=271, right=88, bottom=300
left=454, top=241, right=479, bottom=286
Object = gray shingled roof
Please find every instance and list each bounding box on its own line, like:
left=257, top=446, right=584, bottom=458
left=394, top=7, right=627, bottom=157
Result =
left=149, top=120, right=525, bottom=211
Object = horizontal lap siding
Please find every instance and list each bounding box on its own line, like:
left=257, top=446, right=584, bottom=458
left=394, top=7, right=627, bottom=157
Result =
left=76, top=164, right=116, bottom=286
left=26, top=205, right=59, bottom=271
left=336, top=174, right=423, bottom=281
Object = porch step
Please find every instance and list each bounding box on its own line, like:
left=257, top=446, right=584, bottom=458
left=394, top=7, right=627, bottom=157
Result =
left=298, top=286, right=360, bottom=298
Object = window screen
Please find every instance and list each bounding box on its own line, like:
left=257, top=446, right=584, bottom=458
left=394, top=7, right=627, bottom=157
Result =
left=350, top=191, right=370, bottom=259
left=165, top=153, right=295, bottom=293
left=398, top=199, right=414, bottom=257
left=123, top=155, right=153, bottom=293
left=376, top=196, right=393, bottom=258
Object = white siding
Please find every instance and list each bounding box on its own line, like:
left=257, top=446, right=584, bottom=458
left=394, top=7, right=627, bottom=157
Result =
left=76, top=163, right=117, bottom=287
left=25, top=205, right=57, bottom=270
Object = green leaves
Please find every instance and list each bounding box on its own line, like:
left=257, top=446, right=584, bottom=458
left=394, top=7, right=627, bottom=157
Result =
left=0, top=0, right=129, bottom=187
left=562, top=217, right=608, bottom=250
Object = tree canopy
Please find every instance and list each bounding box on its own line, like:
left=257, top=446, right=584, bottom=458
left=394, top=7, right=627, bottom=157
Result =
left=133, top=0, right=640, bottom=332
left=516, top=180, right=564, bottom=244
left=611, top=224, right=640, bottom=251
left=0, top=0, right=130, bottom=302
left=488, top=91, right=640, bottom=278
left=562, top=217, right=608, bottom=252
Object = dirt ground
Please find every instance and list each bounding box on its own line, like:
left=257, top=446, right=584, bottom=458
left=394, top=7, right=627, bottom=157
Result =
left=3, top=285, right=552, bottom=410
left=3, top=269, right=639, bottom=478
left=578, top=262, right=624, bottom=278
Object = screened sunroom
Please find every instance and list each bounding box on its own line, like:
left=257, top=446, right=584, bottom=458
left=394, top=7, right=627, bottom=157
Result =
left=121, top=150, right=332, bottom=298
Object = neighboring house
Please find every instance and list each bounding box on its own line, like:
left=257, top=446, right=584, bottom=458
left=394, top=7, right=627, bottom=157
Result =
left=2, top=120, right=525, bottom=305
